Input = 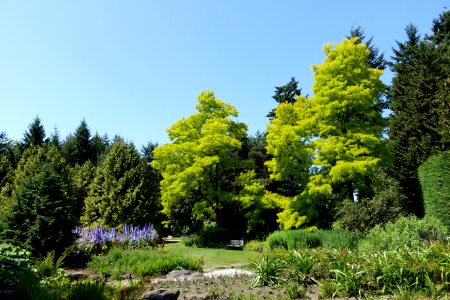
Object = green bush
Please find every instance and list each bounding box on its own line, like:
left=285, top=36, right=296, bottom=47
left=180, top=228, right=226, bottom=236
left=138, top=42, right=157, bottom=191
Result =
left=182, top=223, right=235, bottom=248
left=358, top=216, right=448, bottom=253
left=0, top=243, right=35, bottom=289
left=419, top=151, right=450, bottom=229
left=88, top=247, right=202, bottom=279
left=0, top=244, right=34, bottom=290
left=334, top=174, right=406, bottom=233
left=243, top=240, right=268, bottom=253
left=266, top=229, right=362, bottom=250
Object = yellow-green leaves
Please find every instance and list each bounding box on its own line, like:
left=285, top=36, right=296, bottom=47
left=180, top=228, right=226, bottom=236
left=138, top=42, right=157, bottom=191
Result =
left=266, top=38, right=387, bottom=229
left=152, top=91, right=247, bottom=225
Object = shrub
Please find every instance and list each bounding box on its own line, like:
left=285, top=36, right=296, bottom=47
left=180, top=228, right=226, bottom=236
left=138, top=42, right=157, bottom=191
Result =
left=358, top=216, right=448, bottom=253
left=0, top=243, right=35, bottom=289
left=182, top=223, right=234, bottom=248
left=419, top=151, right=450, bottom=229
left=243, top=240, right=268, bottom=253
left=266, top=229, right=362, bottom=250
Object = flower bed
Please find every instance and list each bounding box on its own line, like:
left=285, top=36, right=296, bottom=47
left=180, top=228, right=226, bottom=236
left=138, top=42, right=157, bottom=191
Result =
left=72, top=224, right=159, bottom=255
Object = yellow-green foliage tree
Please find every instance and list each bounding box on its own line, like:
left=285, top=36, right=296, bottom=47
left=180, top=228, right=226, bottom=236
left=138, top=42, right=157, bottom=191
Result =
left=152, top=91, right=248, bottom=229
left=266, top=38, right=387, bottom=229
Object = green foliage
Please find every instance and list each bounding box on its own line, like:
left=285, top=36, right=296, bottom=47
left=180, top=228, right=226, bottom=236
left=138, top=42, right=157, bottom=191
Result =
left=334, top=171, right=406, bottom=233
left=2, top=146, right=76, bottom=257
left=251, top=255, right=284, bottom=287
left=284, top=282, right=307, bottom=300
left=65, top=282, right=111, bottom=300
left=33, top=251, right=65, bottom=279
left=267, top=77, right=302, bottom=120
left=62, top=120, right=96, bottom=166
left=266, top=38, right=387, bottom=229
left=419, top=151, right=450, bottom=229
left=181, top=222, right=234, bottom=248
left=21, top=116, right=47, bottom=151
left=243, top=240, right=268, bottom=253
left=347, top=25, right=387, bottom=70
left=389, top=14, right=450, bottom=216
left=250, top=242, right=450, bottom=298
left=70, top=160, right=96, bottom=219
left=88, top=247, right=202, bottom=279
left=266, top=229, right=362, bottom=250
left=81, top=139, right=155, bottom=227
left=359, top=216, right=448, bottom=253
left=0, top=243, right=34, bottom=289
left=11, top=280, right=112, bottom=300
left=152, top=90, right=248, bottom=230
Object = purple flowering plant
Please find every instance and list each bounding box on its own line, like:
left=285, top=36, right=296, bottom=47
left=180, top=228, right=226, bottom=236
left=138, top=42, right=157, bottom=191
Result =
left=72, top=223, right=159, bottom=255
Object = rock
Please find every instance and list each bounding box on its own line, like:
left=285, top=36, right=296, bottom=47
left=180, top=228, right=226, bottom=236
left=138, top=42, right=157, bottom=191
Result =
left=67, top=271, right=90, bottom=280
left=141, top=289, right=180, bottom=300
left=166, top=269, right=191, bottom=279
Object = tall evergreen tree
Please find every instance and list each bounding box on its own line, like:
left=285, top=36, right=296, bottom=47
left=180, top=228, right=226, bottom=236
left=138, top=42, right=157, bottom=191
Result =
left=267, top=77, right=302, bottom=120
left=49, top=127, right=62, bottom=150
left=0, top=132, right=15, bottom=166
left=22, top=116, right=46, bottom=150
left=91, top=132, right=110, bottom=165
left=2, top=146, right=75, bottom=257
left=81, top=139, right=154, bottom=227
left=388, top=13, right=450, bottom=216
left=347, top=26, right=387, bottom=70
left=62, top=120, right=95, bottom=166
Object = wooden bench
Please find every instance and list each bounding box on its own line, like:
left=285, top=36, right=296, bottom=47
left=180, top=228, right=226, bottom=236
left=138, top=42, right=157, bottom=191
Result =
left=227, top=239, right=244, bottom=250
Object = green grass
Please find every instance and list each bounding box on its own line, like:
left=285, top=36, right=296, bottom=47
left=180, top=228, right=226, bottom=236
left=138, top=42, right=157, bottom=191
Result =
left=165, top=242, right=262, bottom=268
left=88, top=247, right=202, bottom=279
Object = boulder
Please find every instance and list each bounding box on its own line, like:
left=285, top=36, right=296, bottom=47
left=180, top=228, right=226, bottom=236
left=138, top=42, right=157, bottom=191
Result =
left=141, top=288, right=180, bottom=300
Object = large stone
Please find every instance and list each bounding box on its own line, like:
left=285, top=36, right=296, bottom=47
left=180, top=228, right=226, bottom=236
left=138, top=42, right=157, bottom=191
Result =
left=141, top=288, right=180, bottom=300
left=166, top=269, right=192, bottom=279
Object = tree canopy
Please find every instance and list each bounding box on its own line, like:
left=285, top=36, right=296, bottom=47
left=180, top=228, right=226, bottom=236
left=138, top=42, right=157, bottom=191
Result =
left=152, top=91, right=247, bottom=229
left=266, top=38, right=387, bottom=229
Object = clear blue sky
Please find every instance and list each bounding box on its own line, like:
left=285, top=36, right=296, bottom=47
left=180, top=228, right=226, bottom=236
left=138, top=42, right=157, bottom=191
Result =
left=0, top=1, right=448, bottom=148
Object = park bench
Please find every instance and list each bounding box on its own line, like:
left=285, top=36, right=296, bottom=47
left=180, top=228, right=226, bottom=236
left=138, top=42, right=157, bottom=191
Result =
left=227, top=239, right=244, bottom=250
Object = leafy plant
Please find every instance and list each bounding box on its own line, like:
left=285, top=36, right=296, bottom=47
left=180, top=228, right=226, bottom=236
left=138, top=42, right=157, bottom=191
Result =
left=34, top=250, right=65, bottom=278
left=251, top=255, right=284, bottom=287
left=359, top=216, right=448, bottom=253
left=0, top=243, right=35, bottom=289
left=243, top=240, right=268, bottom=253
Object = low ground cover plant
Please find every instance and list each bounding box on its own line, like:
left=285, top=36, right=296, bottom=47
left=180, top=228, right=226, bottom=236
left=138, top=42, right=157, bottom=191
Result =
left=88, top=247, right=203, bottom=279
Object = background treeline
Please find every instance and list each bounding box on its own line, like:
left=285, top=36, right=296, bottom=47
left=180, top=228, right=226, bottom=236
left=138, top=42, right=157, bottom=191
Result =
left=0, top=10, right=449, bottom=257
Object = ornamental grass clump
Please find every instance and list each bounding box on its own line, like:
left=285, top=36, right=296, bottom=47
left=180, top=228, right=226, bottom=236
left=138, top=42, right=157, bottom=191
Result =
left=72, top=223, right=159, bottom=254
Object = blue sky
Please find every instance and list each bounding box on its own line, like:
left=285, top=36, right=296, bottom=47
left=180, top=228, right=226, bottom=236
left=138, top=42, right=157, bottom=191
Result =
left=0, top=1, right=448, bottom=148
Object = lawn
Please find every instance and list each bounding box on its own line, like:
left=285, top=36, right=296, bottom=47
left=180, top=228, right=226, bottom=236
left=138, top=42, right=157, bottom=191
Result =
left=164, top=242, right=261, bottom=268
